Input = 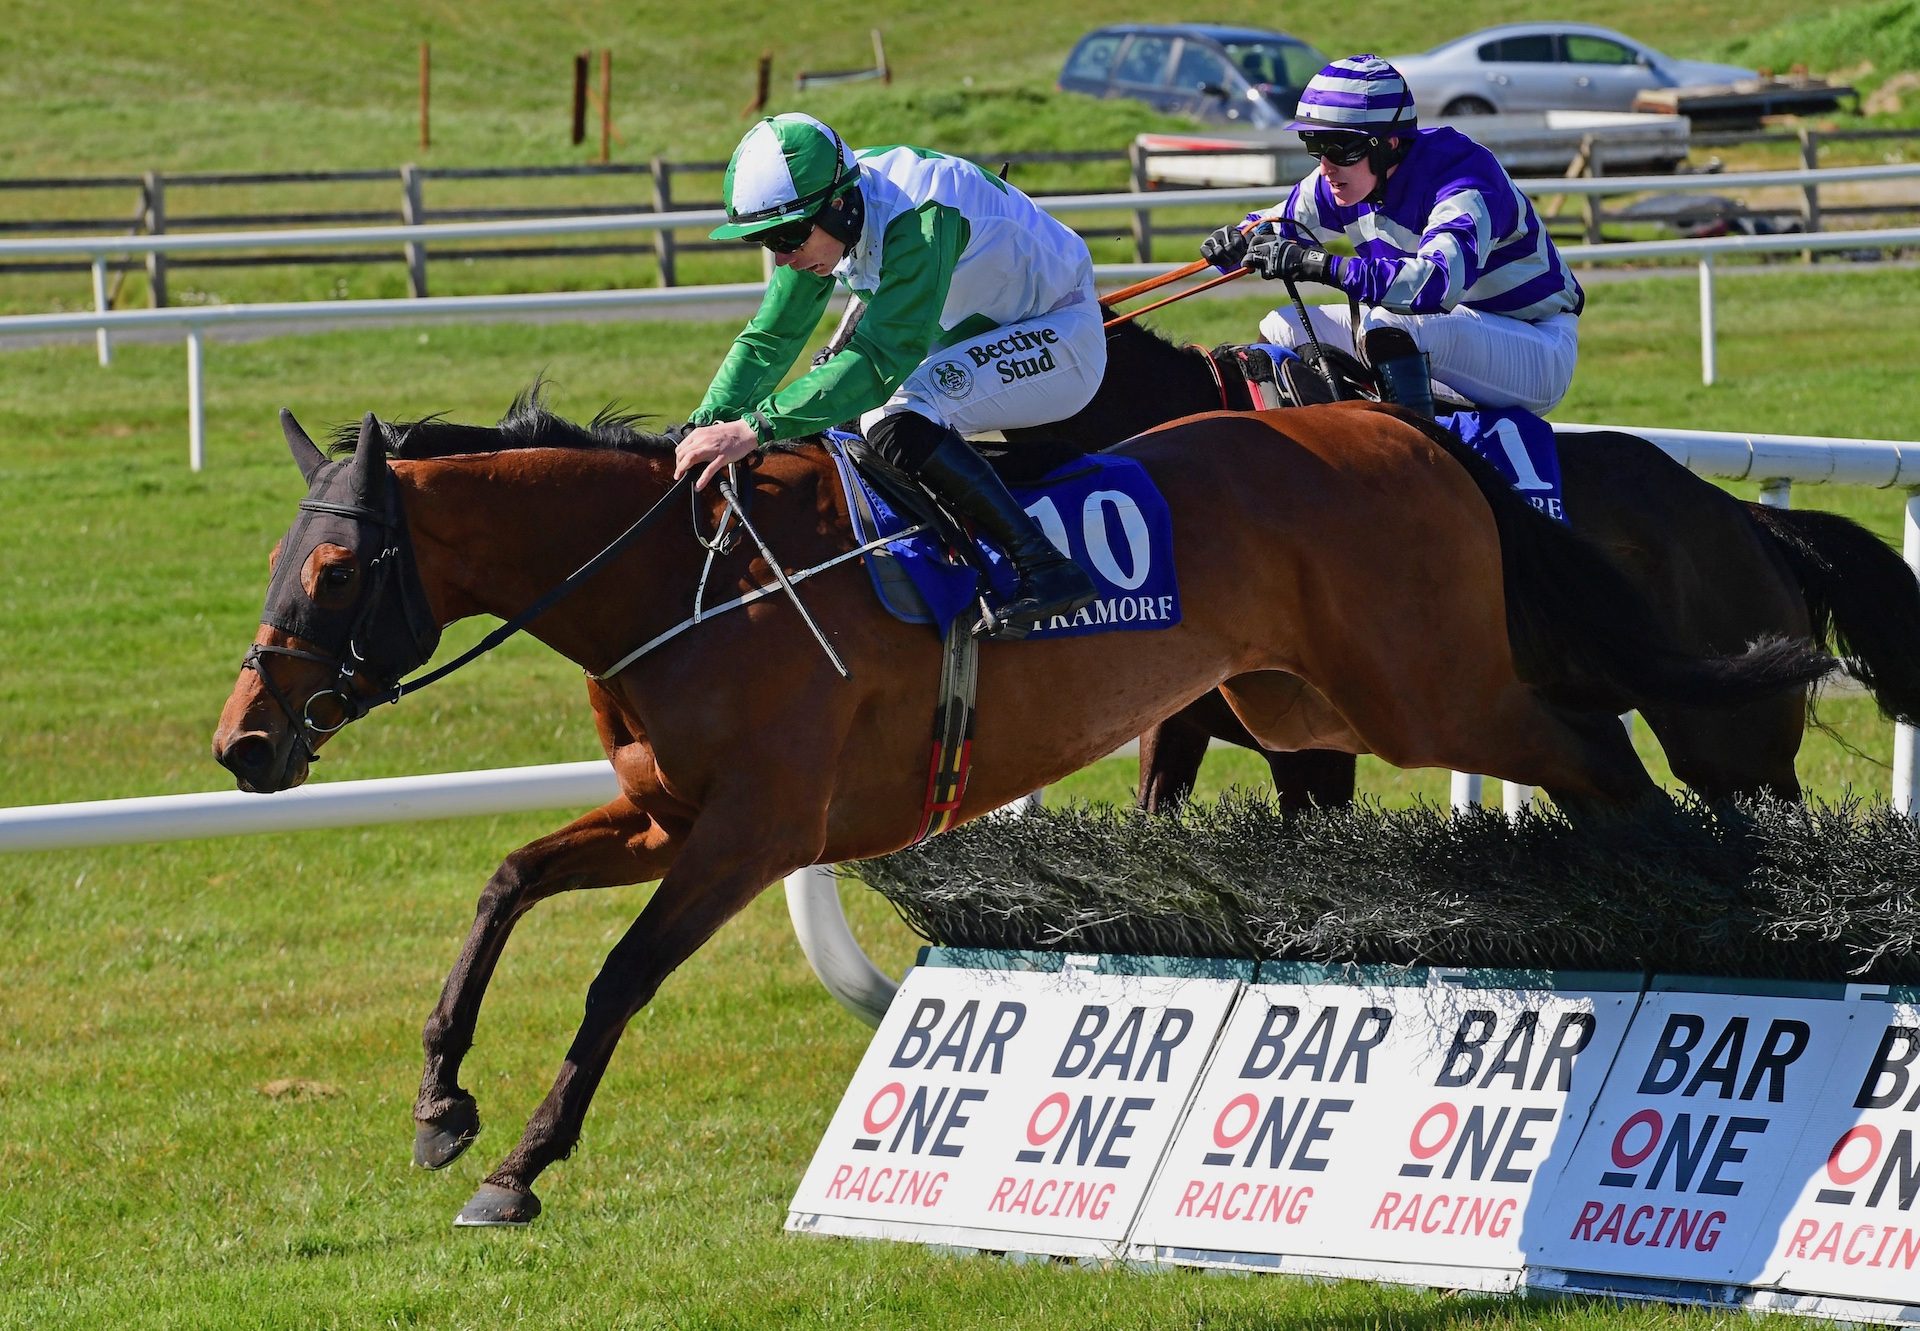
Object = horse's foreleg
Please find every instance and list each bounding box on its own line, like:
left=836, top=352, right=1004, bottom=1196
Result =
left=414, top=796, right=678, bottom=1171
left=1137, top=709, right=1213, bottom=812
left=454, top=805, right=814, bottom=1226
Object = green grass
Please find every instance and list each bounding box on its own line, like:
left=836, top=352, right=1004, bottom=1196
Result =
left=1718, top=0, right=1920, bottom=112
left=0, top=1, right=1849, bottom=175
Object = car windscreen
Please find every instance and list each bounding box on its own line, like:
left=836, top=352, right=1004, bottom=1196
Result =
left=1063, top=33, right=1123, bottom=81
left=1219, top=40, right=1325, bottom=90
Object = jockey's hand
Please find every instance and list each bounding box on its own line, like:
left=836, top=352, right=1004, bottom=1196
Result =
left=674, top=419, right=760, bottom=491
left=1243, top=236, right=1336, bottom=286
left=1200, top=221, right=1254, bottom=272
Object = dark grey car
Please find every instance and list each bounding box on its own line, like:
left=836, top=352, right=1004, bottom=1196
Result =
left=1058, top=24, right=1328, bottom=128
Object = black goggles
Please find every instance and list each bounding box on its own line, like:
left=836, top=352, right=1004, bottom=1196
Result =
left=1300, top=132, right=1374, bottom=167
left=744, top=214, right=817, bottom=253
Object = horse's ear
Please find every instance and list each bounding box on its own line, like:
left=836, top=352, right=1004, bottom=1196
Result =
left=347, top=412, right=387, bottom=497
left=280, top=408, right=326, bottom=483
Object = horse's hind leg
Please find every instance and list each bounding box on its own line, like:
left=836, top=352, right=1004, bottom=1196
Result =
left=1524, top=703, right=1666, bottom=818
left=1140, top=692, right=1360, bottom=813
left=1138, top=705, right=1215, bottom=812
left=1641, top=694, right=1805, bottom=802
left=414, top=795, right=679, bottom=1171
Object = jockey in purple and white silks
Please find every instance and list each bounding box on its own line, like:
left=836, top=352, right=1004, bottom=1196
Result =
left=1200, top=54, right=1585, bottom=417
left=675, top=113, right=1099, bottom=638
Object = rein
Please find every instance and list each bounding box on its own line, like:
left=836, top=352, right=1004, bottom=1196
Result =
left=381, top=473, right=696, bottom=704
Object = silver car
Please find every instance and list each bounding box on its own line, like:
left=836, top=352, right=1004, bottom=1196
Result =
left=1387, top=24, right=1757, bottom=117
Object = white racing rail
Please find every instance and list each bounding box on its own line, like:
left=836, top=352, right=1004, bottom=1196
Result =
left=5, top=425, right=1919, bottom=1025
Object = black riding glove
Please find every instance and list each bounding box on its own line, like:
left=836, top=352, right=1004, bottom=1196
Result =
left=1243, top=236, right=1336, bottom=286
left=1200, top=222, right=1253, bottom=272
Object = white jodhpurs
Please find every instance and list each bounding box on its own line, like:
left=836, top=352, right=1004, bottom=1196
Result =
left=1257, top=302, right=1580, bottom=415
left=859, top=288, right=1107, bottom=437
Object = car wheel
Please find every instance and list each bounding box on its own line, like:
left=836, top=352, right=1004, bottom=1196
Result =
left=1442, top=95, right=1497, bottom=115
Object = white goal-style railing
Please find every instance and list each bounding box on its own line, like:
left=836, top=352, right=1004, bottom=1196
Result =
left=4, top=425, right=1919, bottom=1024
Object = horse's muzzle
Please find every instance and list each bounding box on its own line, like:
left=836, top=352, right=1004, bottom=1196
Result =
left=212, top=727, right=310, bottom=794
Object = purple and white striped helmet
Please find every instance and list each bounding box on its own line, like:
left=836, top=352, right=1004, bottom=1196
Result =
left=1285, top=54, right=1417, bottom=136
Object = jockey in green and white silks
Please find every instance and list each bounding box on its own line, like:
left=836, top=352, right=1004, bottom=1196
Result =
left=673, top=112, right=1100, bottom=639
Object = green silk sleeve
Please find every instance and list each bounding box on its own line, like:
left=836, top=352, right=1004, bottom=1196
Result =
left=689, top=264, right=834, bottom=432
left=744, top=202, right=963, bottom=441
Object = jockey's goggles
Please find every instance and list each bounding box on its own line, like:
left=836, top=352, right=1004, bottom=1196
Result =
left=743, top=213, right=817, bottom=253
left=1300, top=132, right=1375, bottom=167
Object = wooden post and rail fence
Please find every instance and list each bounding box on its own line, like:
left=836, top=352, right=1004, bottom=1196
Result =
left=2, top=127, right=1915, bottom=307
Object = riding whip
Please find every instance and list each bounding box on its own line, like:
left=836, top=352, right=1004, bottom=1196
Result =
left=715, top=470, right=851, bottom=680
left=1281, top=273, right=1343, bottom=401
left=1103, top=266, right=1250, bottom=328
left=1100, top=257, right=1212, bottom=307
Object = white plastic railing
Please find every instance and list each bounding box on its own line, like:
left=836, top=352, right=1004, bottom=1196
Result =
left=4, top=220, right=1918, bottom=471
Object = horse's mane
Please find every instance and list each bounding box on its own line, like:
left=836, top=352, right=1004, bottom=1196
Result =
left=325, top=379, right=810, bottom=460
left=1102, top=308, right=1186, bottom=357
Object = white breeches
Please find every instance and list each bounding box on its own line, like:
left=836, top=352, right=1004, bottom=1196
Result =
left=1258, top=303, right=1580, bottom=415
left=860, top=287, right=1108, bottom=437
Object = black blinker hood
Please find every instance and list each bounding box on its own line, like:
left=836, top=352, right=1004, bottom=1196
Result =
left=260, top=414, right=441, bottom=686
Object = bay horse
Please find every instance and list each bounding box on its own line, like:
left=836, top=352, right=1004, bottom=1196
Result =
left=1006, top=317, right=1920, bottom=810
left=212, top=396, right=1832, bottom=1226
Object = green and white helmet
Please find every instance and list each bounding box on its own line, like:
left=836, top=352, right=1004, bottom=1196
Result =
left=710, top=113, right=860, bottom=242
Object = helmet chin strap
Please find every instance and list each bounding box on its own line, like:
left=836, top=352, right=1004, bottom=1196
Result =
left=1362, top=101, right=1416, bottom=204
left=812, top=181, right=865, bottom=247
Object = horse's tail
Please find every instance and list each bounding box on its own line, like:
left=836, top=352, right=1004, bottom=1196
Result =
left=1393, top=410, right=1838, bottom=712
left=1745, top=503, right=1920, bottom=725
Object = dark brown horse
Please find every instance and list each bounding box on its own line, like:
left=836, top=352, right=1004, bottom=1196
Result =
left=1006, top=318, right=1920, bottom=809
left=212, top=397, right=1831, bottom=1226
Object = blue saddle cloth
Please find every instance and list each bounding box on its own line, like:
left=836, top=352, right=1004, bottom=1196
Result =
left=1249, top=344, right=1567, bottom=524
left=826, top=439, right=1181, bottom=640
left=1439, top=408, right=1567, bottom=524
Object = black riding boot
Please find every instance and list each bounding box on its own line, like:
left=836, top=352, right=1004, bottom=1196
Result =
left=1362, top=327, right=1437, bottom=422
left=913, top=431, right=1099, bottom=639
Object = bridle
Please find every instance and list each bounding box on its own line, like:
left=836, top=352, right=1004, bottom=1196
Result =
left=245, top=443, right=706, bottom=767
left=243, top=478, right=442, bottom=764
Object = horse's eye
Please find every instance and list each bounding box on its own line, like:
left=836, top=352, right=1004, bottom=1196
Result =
left=321, top=566, right=354, bottom=590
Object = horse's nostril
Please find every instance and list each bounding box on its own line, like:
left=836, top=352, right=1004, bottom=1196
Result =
left=220, top=735, right=275, bottom=780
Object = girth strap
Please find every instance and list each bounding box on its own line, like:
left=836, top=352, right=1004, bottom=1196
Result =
left=911, top=613, right=980, bottom=844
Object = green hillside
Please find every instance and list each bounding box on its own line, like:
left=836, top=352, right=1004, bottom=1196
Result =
left=0, top=1, right=1894, bottom=175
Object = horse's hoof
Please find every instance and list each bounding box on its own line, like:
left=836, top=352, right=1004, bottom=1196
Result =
left=452, top=1183, right=541, bottom=1228
left=413, top=1099, right=480, bottom=1170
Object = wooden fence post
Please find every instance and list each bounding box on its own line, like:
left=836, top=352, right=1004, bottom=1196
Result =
left=572, top=52, right=589, bottom=146
left=650, top=157, right=678, bottom=288
left=1128, top=141, right=1153, bottom=263
left=401, top=164, right=428, bottom=298
left=141, top=171, right=168, bottom=308
left=1799, top=125, right=1821, bottom=262
left=744, top=51, right=772, bottom=117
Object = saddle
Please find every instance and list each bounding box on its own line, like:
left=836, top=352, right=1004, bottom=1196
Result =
left=824, top=427, right=1180, bottom=640
left=839, top=429, right=1088, bottom=589
left=1204, top=343, right=1565, bottom=523
left=1210, top=341, right=1475, bottom=414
